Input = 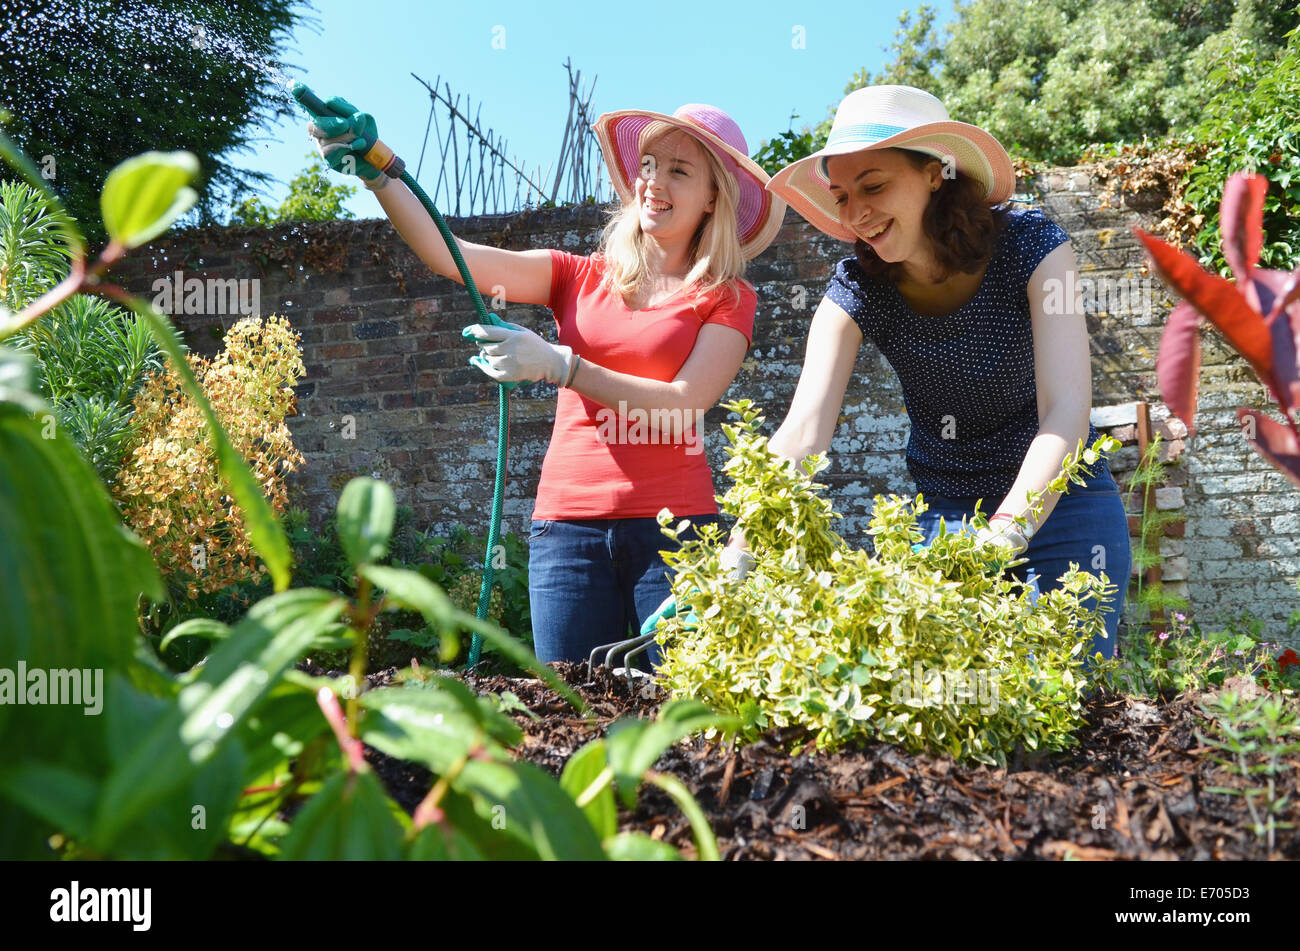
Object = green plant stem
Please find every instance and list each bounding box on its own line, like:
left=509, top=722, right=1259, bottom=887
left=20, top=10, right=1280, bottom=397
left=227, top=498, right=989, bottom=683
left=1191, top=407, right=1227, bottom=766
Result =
left=412, top=741, right=481, bottom=831
left=238, top=774, right=304, bottom=850
left=346, top=575, right=373, bottom=735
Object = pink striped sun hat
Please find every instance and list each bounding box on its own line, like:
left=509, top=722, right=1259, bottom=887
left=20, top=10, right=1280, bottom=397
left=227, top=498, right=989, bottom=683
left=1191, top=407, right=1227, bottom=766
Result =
left=592, top=104, right=785, bottom=260
left=767, top=85, right=1015, bottom=242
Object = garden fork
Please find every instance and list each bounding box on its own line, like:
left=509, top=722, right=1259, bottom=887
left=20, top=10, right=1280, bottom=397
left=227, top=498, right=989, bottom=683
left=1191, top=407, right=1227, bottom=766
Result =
left=587, top=595, right=677, bottom=682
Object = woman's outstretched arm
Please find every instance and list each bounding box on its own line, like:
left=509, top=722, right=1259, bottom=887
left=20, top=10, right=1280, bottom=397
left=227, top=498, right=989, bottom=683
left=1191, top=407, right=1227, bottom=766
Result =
left=767, top=296, right=863, bottom=462
left=725, top=295, right=863, bottom=551
left=372, top=177, right=553, bottom=306
left=995, top=240, right=1094, bottom=532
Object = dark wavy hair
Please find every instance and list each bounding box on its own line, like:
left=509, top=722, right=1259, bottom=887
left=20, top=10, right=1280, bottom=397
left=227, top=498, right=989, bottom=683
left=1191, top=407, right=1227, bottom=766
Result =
left=853, top=148, right=1010, bottom=284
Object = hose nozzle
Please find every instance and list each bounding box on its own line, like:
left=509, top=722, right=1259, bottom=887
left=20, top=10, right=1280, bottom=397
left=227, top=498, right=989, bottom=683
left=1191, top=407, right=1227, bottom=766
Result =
left=289, top=79, right=406, bottom=180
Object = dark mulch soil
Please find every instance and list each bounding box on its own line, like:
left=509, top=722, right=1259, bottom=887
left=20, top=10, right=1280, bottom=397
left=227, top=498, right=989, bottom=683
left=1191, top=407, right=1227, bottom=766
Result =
left=356, top=660, right=1299, bottom=861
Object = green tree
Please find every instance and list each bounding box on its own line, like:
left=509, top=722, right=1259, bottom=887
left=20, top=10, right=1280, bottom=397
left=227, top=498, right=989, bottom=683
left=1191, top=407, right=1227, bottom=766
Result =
left=0, top=0, right=315, bottom=239
left=784, top=0, right=1300, bottom=166
left=229, top=152, right=356, bottom=226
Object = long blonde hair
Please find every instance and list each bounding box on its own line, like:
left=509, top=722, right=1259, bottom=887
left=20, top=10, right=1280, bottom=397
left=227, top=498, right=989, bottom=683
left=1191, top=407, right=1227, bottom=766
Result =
left=598, top=126, right=746, bottom=305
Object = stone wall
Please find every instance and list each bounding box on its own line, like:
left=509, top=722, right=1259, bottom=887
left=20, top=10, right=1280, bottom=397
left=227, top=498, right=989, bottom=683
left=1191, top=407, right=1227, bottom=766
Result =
left=108, top=167, right=1299, bottom=645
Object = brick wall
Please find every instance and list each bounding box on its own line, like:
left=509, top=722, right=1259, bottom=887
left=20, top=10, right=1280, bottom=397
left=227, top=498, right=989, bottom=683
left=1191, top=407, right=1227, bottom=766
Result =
left=108, top=168, right=1299, bottom=646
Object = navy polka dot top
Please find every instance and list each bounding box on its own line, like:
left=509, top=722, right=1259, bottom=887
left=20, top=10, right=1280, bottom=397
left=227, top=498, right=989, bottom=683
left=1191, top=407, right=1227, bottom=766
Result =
left=825, top=206, right=1113, bottom=501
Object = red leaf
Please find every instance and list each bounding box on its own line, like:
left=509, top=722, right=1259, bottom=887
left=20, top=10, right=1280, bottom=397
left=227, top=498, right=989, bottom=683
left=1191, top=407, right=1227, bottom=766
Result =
left=1260, top=264, right=1300, bottom=326
left=1220, top=173, right=1268, bottom=286
left=1156, top=301, right=1202, bottom=437
left=1259, top=268, right=1300, bottom=416
left=1134, top=227, right=1277, bottom=396
left=1238, top=408, right=1300, bottom=489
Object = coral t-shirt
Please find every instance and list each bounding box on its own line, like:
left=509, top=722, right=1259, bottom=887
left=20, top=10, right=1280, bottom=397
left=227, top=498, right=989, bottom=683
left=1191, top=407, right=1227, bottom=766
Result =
left=531, top=250, right=757, bottom=520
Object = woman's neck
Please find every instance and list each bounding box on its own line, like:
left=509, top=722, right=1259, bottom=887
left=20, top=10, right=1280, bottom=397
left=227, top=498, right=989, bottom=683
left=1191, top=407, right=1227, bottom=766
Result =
left=897, top=245, right=948, bottom=288
left=642, top=235, right=691, bottom=281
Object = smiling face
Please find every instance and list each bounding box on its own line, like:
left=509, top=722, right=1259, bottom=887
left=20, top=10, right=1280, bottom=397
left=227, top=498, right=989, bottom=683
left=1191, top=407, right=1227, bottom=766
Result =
left=825, top=147, right=943, bottom=269
left=634, top=128, right=718, bottom=248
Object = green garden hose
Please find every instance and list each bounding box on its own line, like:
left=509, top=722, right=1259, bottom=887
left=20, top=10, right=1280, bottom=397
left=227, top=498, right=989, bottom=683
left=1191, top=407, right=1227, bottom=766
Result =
left=395, top=169, right=510, bottom=669
left=291, top=81, right=508, bottom=668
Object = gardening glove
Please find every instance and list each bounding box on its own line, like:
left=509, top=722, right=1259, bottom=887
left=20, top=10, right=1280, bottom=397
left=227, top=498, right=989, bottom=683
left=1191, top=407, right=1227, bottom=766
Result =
left=306, top=96, right=388, bottom=190
left=639, top=545, right=755, bottom=636
left=973, top=514, right=1033, bottom=557
left=462, top=321, right=577, bottom=387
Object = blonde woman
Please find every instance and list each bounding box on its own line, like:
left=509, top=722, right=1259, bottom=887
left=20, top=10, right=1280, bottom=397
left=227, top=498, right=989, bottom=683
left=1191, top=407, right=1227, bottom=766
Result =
left=310, top=100, right=784, bottom=666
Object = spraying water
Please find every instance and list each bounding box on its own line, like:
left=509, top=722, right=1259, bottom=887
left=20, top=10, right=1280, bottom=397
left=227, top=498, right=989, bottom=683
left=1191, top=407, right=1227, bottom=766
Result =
left=0, top=0, right=309, bottom=234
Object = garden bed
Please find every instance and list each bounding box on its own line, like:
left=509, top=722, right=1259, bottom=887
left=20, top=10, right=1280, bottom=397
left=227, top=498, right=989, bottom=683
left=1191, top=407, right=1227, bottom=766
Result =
left=356, top=662, right=1298, bottom=861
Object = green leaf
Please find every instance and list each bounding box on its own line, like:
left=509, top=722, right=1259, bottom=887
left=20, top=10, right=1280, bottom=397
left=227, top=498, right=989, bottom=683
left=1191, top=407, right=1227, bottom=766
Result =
left=420, top=676, right=524, bottom=748
left=605, top=699, right=733, bottom=810
left=0, top=129, right=85, bottom=263
left=236, top=677, right=332, bottom=781
left=158, top=618, right=231, bottom=655
left=100, top=151, right=199, bottom=249
left=560, top=740, right=617, bottom=840
left=647, top=771, right=720, bottom=861
left=93, top=589, right=345, bottom=849
left=407, top=821, right=486, bottom=861
left=99, top=673, right=247, bottom=860
left=278, top=771, right=405, bottom=861
left=0, top=763, right=99, bottom=844
left=604, top=832, right=683, bottom=861
left=0, top=347, right=48, bottom=413
left=434, top=786, right=542, bottom=860
left=337, top=478, right=395, bottom=568
left=358, top=563, right=586, bottom=713
left=359, top=686, right=510, bottom=775
left=123, top=297, right=291, bottom=592
left=0, top=400, right=164, bottom=764
left=454, top=759, right=606, bottom=861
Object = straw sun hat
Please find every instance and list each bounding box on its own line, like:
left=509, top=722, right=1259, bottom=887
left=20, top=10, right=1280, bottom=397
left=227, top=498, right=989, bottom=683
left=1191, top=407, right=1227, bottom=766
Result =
left=767, top=85, right=1015, bottom=242
left=592, top=104, right=786, bottom=259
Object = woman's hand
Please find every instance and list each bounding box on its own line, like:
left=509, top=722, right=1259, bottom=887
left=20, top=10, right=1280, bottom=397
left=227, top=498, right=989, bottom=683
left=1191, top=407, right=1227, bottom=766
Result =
left=974, top=515, right=1032, bottom=556
left=719, top=544, right=756, bottom=580
left=307, top=96, right=387, bottom=189
left=463, top=322, right=576, bottom=386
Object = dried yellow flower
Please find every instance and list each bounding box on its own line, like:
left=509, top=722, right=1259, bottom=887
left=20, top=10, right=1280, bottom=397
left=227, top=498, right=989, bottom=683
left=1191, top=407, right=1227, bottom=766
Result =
left=114, top=314, right=307, bottom=598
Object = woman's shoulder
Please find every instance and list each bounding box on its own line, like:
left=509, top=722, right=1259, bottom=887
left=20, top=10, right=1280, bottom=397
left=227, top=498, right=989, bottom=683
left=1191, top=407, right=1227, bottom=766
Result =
left=997, top=205, right=1071, bottom=257
left=689, top=274, right=757, bottom=314
left=557, top=248, right=599, bottom=269
left=828, top=254, right=887, bottom=305
left=551, top=248, right=603, bottom=285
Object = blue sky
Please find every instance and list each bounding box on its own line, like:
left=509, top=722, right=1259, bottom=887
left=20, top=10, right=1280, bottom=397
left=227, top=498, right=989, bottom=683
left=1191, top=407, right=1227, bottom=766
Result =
left=235, top=0, right=956, bottom=218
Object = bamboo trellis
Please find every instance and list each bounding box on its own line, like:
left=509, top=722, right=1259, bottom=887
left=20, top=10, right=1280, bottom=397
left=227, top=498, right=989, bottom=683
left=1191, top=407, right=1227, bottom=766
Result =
left=410, top=59, right=611, bottom=217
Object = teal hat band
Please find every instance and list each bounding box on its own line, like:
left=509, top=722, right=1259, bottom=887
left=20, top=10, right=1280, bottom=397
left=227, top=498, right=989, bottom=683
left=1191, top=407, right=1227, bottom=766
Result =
left=816, top=122, right=909, bottom=181
left=826, top=122, right=909, bottom=146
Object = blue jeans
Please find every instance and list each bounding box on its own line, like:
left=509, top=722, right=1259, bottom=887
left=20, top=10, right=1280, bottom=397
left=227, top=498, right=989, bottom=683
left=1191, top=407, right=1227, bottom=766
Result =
left=527, top=515, right=721, bottom=667
left=905, top=481, right=1131, bottom=659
